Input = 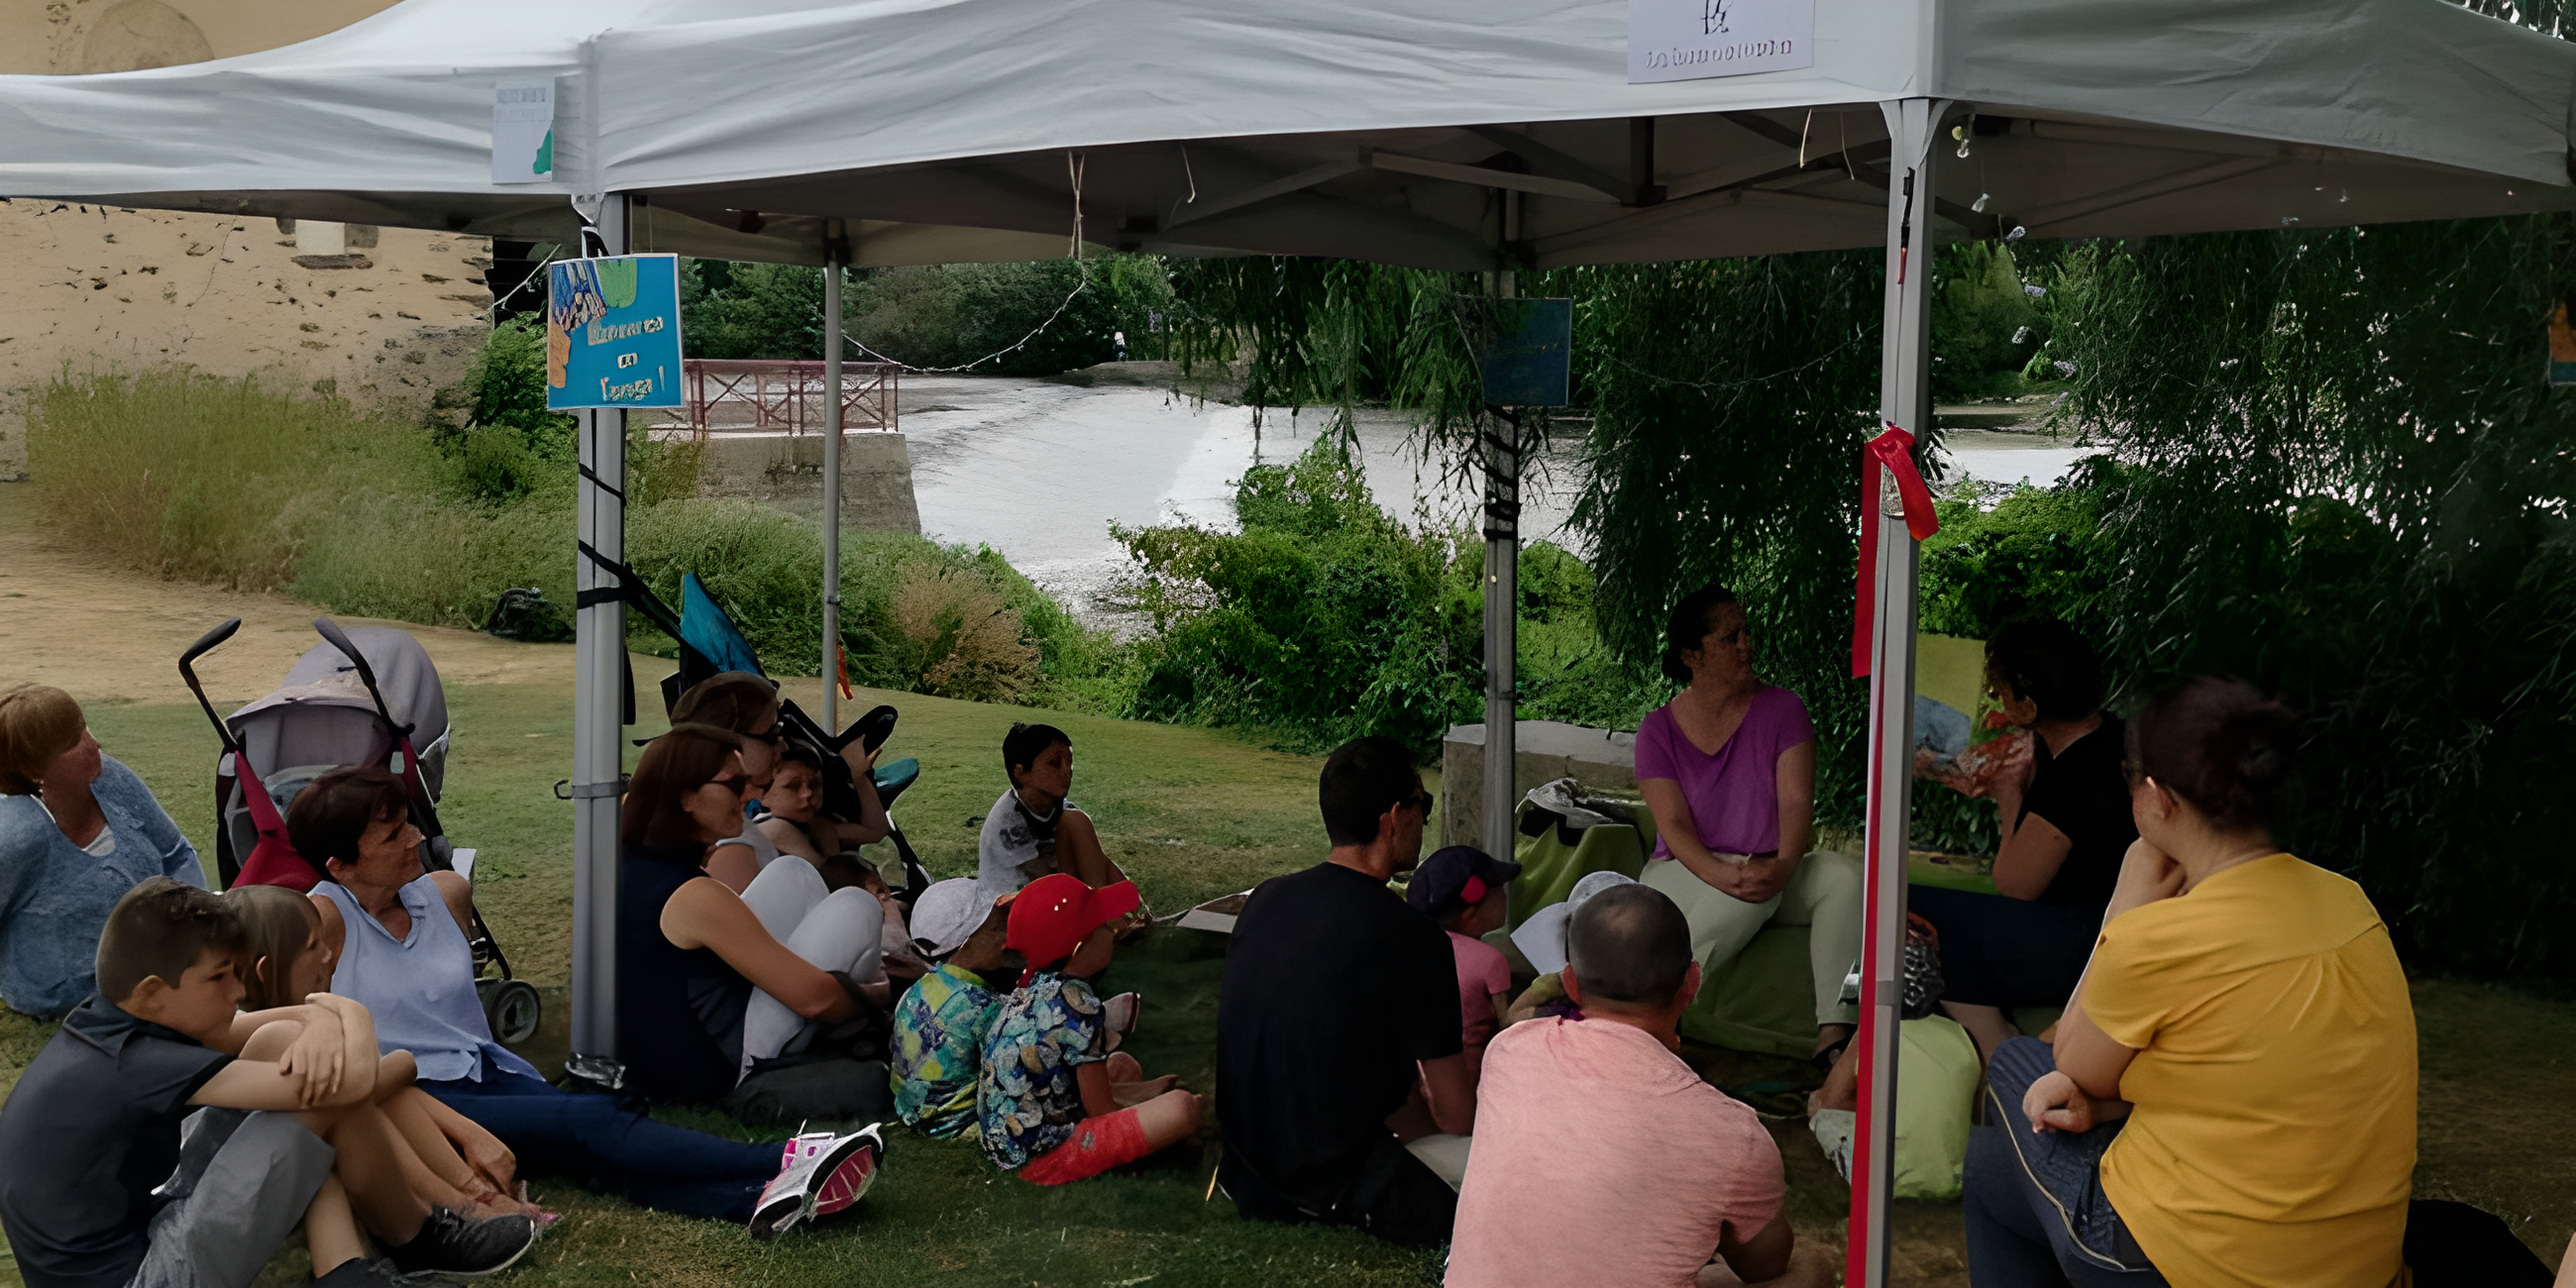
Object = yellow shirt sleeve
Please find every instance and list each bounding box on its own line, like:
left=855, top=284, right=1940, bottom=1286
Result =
left=2079, top=907, right=2198, bottom=1051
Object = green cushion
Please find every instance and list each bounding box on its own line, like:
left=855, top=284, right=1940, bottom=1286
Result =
left=1679, top=922, right=1818, bottom=1056
left=1505, top=807, right=1646, bottom=933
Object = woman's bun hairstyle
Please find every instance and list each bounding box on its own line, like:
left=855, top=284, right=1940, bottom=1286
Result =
left=2126, top=675, right=2300, bottom=830
left=1661, top=583, right=1742, bottom=686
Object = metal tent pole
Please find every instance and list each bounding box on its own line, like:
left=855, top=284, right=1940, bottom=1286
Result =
left=569, top=193, right=631, bottom=1062
left=1849, top=96, right=1945, bottom=1288
left=821, top=225, right=846, bottom=729
left=1480, top=194, right=1522, bottom=860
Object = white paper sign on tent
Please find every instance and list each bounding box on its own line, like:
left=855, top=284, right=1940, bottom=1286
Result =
left=1628, top=0, right=1814, bottom=83
left=491, top=78, right=557, bottom=185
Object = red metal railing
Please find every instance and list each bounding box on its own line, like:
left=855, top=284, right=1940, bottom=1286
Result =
left=680, top=359, right=901, bottom=439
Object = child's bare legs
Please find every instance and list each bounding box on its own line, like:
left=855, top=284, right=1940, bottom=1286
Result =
left=304, top=1175, right=370, bottom=1278
left=1128, top=1088, right=1203, bottom=1152
left=1939, top=1001, right=2019, bottom=1068
left=1104, top=1051, right=1179, bottom=1106
left=379, top=1086, right=531, bottom=1216
left=240, top=1025, right=497, bottom=1222
left=297, top=1100, right=431, bottom=1247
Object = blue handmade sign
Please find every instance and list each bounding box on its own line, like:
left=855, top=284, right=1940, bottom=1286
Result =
left=546, top=254, right=684, bottom=409
left=1476, top=297, right=1573, bottom=407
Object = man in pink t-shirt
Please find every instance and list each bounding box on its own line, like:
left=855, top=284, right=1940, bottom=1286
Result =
left=1448, top=884, right=1834, bottom=1288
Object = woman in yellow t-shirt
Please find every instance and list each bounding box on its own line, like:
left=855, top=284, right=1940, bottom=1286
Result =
left=1961, top=676, right=2416, bottom=1288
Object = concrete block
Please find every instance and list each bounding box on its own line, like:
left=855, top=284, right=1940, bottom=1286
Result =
left=1441, top=719, right=1639, bottom=854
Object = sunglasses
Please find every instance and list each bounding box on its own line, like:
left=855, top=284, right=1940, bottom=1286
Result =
left=1406, top=790, right=1436, bottom=816
left=706, top=774, right=752, bottom=796
left=746, top=727, right=785, bottom=747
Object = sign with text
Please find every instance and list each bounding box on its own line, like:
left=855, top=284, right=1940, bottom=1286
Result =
left=1477, top=297, right=1573, bottom=407
left=1629, top=0, right=1814, bottom=83
left=492, top=78, right=557, bottom=184
left=546, top=255, right=684, bottom=409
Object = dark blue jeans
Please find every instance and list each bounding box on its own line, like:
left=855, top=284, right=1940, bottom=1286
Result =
left=420, top=1053, right=779, bottom=1222
left=1963, top=1037, right=2166, bottom=1288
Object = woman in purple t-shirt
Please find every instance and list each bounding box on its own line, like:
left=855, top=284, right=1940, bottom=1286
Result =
left=1633, top=583, right=1861, bottom=1061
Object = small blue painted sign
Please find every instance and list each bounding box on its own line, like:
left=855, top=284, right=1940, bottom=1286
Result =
left=1477, top=297, right=1573, bottom=407
left=546, top=254, right=684, bottom=409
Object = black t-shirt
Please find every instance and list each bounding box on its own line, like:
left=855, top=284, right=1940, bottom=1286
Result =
left=2019, top=715, right=2138, bottom=913
left=617, top=843, right=754, bottom=1105
left=0, top=997, right=232, bottom=1288
left=1216, top=861, right=1462, bottom=1214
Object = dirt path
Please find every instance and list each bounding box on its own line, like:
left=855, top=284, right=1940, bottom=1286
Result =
left=0, top=491, right=578, bottom=704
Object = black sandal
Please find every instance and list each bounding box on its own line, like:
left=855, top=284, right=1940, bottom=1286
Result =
left=1810, top=1032, right=1855, bottom=1074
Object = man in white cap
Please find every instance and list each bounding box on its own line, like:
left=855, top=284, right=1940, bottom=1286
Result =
left=888, top=879, right=1014, bottom=1137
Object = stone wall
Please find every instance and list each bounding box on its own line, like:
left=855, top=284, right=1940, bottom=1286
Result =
left=1440, top=719, right=1641, bottom=854
left=688, top=430, right=925, bottom=535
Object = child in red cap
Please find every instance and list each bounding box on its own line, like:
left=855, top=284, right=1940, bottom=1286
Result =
left=975, top=874, right=1201, bottom=1184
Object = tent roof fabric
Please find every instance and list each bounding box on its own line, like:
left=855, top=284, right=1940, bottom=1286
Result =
left=1, top=0, right=2567, bottom=267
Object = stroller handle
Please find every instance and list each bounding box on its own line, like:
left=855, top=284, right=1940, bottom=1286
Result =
left=311, top=617, right=397, bottom=725
left=181, top=617, right=242, bottom=668
left=177, top=617, right=246, bottom=756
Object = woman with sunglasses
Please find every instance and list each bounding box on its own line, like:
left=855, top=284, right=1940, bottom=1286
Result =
left=668, top=673, right=889, bottom=895
left=618, top=725, right=891, bottom=1115
left=1632, top=583, right=1861, bottom=1066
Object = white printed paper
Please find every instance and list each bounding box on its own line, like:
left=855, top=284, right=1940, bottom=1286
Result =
left=492, top=78, right=556, bottom=185
left=1629, top=0, right=1814, bottom=84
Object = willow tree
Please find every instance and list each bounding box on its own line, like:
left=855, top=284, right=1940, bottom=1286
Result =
left=2046, top=216, right=2576, bottom=977
left=1168, top=252, right=1889, bottom=820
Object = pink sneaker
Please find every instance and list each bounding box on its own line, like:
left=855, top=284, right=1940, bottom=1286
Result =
left=809, top=1124, right=885, bottom=1218
left=748, top=1126, right=882, bottom=1240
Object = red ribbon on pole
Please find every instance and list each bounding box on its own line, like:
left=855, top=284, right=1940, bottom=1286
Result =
left=1851, top=422, right=1940, bottom=678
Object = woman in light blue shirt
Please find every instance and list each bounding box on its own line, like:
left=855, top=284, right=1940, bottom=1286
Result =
left=0, top=685, right=202, bottom=1018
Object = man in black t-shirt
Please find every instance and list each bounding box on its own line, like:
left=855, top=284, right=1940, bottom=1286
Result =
left=1217, top=736, right=1474, bottom=1247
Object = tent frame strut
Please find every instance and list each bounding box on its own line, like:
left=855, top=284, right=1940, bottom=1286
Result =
left=570, top=192, right=630, bottom=1064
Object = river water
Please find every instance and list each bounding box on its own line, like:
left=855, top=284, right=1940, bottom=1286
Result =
left=893, top=374, right=2093, bottom=622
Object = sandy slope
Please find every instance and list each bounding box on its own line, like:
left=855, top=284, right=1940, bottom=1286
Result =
left=0, top=496, right=575, bottom=705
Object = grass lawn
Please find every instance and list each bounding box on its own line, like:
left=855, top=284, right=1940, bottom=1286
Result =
left=0, top=665, right=1460, bottom=1287
left=4, top=634, right=2572, bottom=1283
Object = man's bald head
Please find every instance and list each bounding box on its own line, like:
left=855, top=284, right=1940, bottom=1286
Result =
left=1567, top=883, right=1692, bottom=1010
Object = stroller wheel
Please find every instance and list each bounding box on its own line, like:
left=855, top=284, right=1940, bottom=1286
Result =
left=485, top=980, right=542, bottom=1046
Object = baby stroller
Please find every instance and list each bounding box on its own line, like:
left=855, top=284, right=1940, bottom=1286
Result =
left=589, top=556, right=933, bottom=900
left=178, top=616, right=541, bottom=1045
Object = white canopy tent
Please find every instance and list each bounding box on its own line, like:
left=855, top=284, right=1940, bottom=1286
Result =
left=8, top=3, right=2570, bottom=1279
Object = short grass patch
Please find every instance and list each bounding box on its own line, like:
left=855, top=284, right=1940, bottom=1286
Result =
left=8, top=669, right=2573, bottom=1283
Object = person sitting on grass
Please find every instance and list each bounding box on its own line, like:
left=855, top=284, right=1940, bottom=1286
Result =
left=977, top=722, right=1128, bottom=901
left=1217, top=736, right=1475, bottom=1246
left=0, top=877, right=536, bottom=1288
left=227, top=883, right=551, bottom=1226
left=1449, top=882, right=1832, bottom=1288
left=617, top=727, right=896, bottom=1126
left=890, top=878, right=1014, bottom=1138
left=759, top=738, right=893, bottom=877
left=675, top=673, right=889, bottom=895
left=1402, top=846, right=1522, bottom=1078
left=288, top=766, right=866, bottom=1236
left=0, top=684, right=207, bottom=1020
left=976, top=873, right=1200, bottom=1184
left=760, top=741, right=923, bottom=983
left=1963, top=677, right=2416, bottom=1287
